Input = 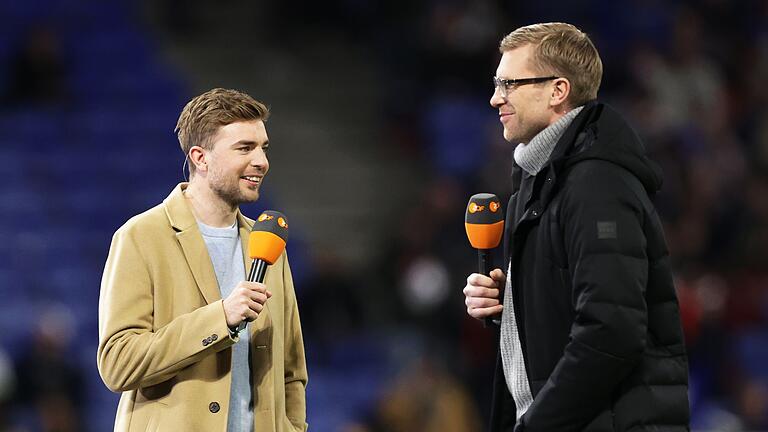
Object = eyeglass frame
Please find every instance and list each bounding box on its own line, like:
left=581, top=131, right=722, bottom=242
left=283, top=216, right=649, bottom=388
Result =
left=492, top=76, right=559, bottom=98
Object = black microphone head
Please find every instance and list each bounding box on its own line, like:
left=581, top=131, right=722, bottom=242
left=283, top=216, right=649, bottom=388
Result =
left=465, top=193, right=504, bottom=249
left=249, top=211, right=289, bottom=264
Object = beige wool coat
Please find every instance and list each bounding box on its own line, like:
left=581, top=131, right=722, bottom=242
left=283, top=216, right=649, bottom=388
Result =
left=97, top=183, right=308, bottom=431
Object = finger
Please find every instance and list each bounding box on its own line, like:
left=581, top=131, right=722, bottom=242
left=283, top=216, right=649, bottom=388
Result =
left=266, top=290, right=272, bottom=298
left=247, top=300, right=264, bottom=314
left=242, top=308, right=259, bottom=322
left=465, top=296, right=501, bottom=309
left=466, top=273, right=499, bottom=288
left=463, top=285, right=500, bottom=299
left=246, top=291, right=268, bottom=304
left=489, top=268, right=506, bottom=281
left=241, top=281, right=268, bottom=293
left=468, top=304, right=504, bottom=319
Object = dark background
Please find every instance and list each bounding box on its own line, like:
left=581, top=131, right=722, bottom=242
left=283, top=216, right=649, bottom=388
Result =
left=0, top=0, right=767, bottom=430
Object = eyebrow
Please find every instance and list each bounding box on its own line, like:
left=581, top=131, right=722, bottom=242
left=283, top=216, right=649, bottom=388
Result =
left=230, top=140, right=269, bottom=148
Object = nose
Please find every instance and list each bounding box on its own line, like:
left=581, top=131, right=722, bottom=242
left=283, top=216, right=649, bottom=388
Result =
left=490, top=87, right=505, bottom=108
left=251, top=147, right=269, bottom=172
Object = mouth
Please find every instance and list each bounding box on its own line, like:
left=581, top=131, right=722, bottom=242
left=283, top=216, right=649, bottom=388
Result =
left=240, top=175, right=263, bottom=187
left=499, top=112, right=514, bottom=123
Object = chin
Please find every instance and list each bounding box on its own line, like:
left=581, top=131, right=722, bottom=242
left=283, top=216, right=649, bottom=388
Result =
left=240, top=189, right=261, bottom=203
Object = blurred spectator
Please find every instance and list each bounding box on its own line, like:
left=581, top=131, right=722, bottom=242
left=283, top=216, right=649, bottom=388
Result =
left=0, top=349, right=16, bottom=432
left=299, top=253, right=366, bottom=362
left=737, top=380, right=768, bottom=429
left=4, top=25, right=68, bottom=107
left=359, top=355, right=482, bottom=432
left=13, top=307, right=83, bottom=432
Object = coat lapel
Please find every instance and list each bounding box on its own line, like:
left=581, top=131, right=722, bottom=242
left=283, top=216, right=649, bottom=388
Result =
left=237, top=211, right=254, bottom=277
left=176, top=230, right=221, bottom=305
left=164, top=183, right=221, bottom=305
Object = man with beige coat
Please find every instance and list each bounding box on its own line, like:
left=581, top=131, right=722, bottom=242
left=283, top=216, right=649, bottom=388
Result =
left=98, top=88, right=308, bottom=431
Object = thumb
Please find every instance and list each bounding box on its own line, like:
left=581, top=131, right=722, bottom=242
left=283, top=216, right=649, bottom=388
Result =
left=489, top=268, right=505, bottom=281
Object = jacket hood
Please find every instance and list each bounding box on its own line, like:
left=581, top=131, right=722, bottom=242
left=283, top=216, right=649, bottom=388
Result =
left=557, top=102, right=663, bottom=194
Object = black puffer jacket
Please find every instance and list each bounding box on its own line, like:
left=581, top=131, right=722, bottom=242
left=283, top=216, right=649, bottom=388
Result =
left=490, top=102, right=690, bottom=431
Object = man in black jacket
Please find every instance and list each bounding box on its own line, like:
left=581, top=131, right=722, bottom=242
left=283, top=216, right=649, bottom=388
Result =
left=463, top=23, right=690, bottom=431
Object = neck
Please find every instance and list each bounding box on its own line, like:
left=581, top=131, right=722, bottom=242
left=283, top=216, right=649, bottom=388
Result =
left=545, top=103, right=572, bottom=126
left=184, top=179, right=238, bottom=227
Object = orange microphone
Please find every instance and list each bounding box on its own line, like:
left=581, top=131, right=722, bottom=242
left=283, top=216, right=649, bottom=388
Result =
left=465, top=193, right=504, bottom=325
left=237, top=210, right=289, bottom=332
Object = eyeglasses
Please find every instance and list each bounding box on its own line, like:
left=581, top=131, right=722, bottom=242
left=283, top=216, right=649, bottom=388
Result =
left=493, top=76, right=558, bottom=98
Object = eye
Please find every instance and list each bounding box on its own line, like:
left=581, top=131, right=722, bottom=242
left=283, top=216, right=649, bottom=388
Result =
left=262, top=145, right=270, bottom=153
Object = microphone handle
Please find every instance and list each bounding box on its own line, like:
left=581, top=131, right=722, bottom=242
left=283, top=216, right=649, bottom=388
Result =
left=237, top=259, right=269, bottom=332
left=248, top=259, right=268, bottom=283
left=478, top=249, right=490, bottom=276
left=478, top=249, right=495, bottom=328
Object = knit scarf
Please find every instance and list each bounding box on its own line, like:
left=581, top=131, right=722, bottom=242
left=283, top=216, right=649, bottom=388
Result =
left=513, top=106, right=583, bottom=175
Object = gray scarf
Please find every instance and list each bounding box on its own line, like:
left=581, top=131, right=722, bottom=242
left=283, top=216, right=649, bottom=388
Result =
left=513, top=106, right=583, bottom=175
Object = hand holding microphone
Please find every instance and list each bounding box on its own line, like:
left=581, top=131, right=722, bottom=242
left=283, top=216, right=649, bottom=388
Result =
left=223, top=281, right=272, bottom=328
left=222, top=211, right=289, bottom=332
left=463, top=194, right=505, bottom=324
left=464, top=269, right=505, bottom=320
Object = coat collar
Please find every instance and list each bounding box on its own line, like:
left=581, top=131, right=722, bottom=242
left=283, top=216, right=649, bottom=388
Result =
left=163, top=183, right=255, bottom=305
left=164, top=183, right=255, bottom=231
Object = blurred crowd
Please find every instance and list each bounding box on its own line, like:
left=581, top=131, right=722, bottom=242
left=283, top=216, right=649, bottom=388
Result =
left=1, top=0, right=767, bottom=431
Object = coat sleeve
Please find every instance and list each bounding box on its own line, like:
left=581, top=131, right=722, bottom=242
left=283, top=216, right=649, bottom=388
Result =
left=282, top=255, right=308, bottom=431
left=519, top=166, right=648, bottom=431
left=97, top=227, right=236, bottom=393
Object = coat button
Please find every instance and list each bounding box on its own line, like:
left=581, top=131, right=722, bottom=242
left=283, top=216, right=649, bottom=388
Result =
left=209, top=402, right=220, bottom=413
left=202, top=339, right=209, bottom=346
left=211, top=334, right=218, bottom=341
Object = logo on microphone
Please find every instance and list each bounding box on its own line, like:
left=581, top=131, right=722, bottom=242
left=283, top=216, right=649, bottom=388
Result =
left=258, top=213, right=274, bottom=222
left=468, top=202, right=485, bottom=214
left=489, top=201, right=500, bottom=212
left=277, top=217, right=288, bottom=229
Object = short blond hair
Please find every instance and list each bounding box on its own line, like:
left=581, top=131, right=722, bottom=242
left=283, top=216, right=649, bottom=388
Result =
left=500, top=22, right=602, bottom=107
left=175, top=88, right=269, bottom=172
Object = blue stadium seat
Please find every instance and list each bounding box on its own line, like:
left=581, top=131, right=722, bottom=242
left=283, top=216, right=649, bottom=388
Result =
left=735, top=329, right=768, bottom=383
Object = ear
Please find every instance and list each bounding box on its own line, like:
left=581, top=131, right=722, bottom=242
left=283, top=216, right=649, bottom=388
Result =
left=550, top=77, right=571, bottom=108
left=188, top=146, right=208, bottom=173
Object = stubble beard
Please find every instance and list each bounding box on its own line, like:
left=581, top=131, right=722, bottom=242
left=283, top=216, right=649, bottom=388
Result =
left=505, top=115, right=545, bottom=145
left=209, top=171, right=259, bottom=209
left=504, top=118, right=529, bottom=144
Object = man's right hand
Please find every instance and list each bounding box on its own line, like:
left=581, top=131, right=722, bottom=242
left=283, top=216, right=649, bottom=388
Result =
left=463, top=268, right=505, bottom=320
left=222, top=281, right=272, bottom=328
